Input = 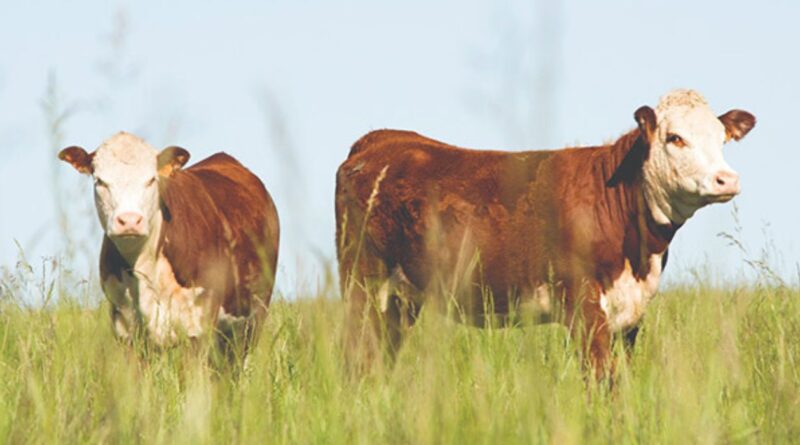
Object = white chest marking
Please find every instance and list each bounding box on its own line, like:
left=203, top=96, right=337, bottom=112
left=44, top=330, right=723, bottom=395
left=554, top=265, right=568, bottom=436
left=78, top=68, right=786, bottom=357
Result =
left=104, top=253, right=215, bottom=346
left=600, top=254, right=663, bottom=332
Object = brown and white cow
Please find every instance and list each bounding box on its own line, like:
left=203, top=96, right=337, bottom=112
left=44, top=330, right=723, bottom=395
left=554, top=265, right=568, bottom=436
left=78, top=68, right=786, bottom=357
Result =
left=59, top=132, right=279, bottom=355
left=335, top=89, right=755, bottom=375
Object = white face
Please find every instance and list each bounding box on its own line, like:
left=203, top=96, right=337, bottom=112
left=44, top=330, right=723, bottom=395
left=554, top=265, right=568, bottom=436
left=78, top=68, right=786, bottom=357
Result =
left=90, top=133, right=160, bottom=240
left=641, top=90, right=750, bottom=225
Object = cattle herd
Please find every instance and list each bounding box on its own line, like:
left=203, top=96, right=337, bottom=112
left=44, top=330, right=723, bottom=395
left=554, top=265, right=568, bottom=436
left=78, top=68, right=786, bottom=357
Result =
left=59, top=89, right=755, bottom=377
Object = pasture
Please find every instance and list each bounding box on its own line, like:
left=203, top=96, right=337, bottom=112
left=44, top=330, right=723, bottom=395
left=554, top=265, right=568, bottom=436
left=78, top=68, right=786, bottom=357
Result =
left=1, top=258, right=798, bottom=443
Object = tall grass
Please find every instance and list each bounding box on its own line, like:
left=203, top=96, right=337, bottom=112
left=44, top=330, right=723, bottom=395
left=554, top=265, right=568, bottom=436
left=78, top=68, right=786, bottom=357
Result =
left=1, top=263, right=799, bottom=443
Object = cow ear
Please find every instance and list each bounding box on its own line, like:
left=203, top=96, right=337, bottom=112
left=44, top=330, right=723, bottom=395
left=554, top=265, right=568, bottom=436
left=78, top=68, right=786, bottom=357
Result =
left=719, top=109, right=756, bottom=142
left=157, top=146, right=190, bottom=176
left=58, top=146, right=94, bottom=175
left=634, top=105, right=657, bottom=143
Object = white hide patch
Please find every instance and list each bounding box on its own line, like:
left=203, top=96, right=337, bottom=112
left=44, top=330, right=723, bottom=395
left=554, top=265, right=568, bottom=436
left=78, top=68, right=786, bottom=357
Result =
left=599, top=254, right=663, bottom=332
left=138, top=255, right=210, bottom=344
left=655, top=89, right=708, bottom=113
left=94, top=132, right=157, bottom=168
left=641, top=89, right=735, bottom=226
left=91, top=132, right=160, bottom=234
left=378, top=267, right=417, bottom=313
left=517, top=283, right=553, bottom=317
left=217, top=307, right=248, bottom=325
left=103, top=252, right=215, bottom=346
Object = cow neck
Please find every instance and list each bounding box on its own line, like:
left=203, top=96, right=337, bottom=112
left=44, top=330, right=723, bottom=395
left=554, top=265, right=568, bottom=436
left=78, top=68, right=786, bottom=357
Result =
left=604, top=130, right=679, bottom=276
left=113, top=210, right=164, bottom=278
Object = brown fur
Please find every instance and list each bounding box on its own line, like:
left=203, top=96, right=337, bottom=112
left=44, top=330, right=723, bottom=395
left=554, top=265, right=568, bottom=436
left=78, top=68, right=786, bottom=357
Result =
left=335, top=127, right=677, bottom=375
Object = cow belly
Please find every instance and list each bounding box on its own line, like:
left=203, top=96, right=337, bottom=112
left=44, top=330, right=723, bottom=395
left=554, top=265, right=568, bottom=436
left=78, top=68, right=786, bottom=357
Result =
left=600, top=255, right=662, bottom=332
left=104, top=254, right=216, bottom=346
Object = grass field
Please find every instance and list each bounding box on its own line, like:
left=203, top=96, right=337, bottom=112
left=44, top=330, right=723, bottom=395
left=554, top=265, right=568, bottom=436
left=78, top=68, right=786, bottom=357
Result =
left=1, top=267, right=799, bottom=444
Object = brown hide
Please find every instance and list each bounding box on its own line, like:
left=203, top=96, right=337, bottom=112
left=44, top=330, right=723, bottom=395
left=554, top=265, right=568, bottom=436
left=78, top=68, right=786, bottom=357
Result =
left=336, top=129, right=677, bottom=373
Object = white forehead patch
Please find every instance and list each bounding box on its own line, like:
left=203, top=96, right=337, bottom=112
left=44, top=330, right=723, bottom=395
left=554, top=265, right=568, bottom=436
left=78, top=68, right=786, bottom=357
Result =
left=655, top=89, right=708, bottom=116
left=653, top=89, right=725, bottom=140
left=640, top=89, right=734, bottom=226
left=93, top=132, right=157, bottom=175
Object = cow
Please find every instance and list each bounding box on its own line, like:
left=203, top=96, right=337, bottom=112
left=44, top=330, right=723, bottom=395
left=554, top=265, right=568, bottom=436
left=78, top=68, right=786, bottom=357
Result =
left=58, top=132, right=280, bottom=359
left=335, top=89, right=755, bottom=376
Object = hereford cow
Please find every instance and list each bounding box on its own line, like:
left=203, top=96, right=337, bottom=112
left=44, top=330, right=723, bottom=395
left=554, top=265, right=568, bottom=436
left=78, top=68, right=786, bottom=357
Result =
left=59, top=132, right=279, bottom=356
left=335, top=89, right=755, bottom=375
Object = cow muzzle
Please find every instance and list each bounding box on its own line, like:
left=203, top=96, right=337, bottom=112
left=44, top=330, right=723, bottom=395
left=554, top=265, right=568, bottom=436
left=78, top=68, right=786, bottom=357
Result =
left=706, top=170, right=740, bottom=202
left=110, top=212, right=147, bottom=237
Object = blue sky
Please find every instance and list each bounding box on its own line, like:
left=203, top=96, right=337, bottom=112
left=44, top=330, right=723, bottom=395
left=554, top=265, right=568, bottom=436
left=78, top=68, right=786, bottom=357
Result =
left=1, top=1, right=797, bottom=293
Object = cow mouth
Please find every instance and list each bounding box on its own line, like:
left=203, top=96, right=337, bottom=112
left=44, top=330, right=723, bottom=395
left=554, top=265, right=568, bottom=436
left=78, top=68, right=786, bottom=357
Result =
left=109, top=232, right=148, bottom=240
left=703, top=192, right=738, bottom=204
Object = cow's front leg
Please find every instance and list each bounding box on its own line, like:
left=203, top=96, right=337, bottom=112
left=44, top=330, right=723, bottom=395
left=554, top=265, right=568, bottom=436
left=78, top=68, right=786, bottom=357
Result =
left=565, top=282, right=614, bottom=381
left=622, top=323, right=641, bottom=354
left=110, top=305, right=136, bottom=343
left=586, top=322, right=613, bottom=381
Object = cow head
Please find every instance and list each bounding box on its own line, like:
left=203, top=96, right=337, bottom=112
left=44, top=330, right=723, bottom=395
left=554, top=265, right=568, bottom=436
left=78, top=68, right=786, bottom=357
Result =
left=58, top=132, right=190, bottom=254
left=634, top=89, right=755, bottom=225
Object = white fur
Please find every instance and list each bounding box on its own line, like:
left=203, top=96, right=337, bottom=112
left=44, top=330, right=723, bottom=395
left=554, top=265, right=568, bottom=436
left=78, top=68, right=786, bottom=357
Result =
left=103, top=242, right=215, bottom=346
left=642, top=89, right=737, bottom=225
left=91, top=132, right=160, bottom=236
left=600, top=255, right=662, bottom=332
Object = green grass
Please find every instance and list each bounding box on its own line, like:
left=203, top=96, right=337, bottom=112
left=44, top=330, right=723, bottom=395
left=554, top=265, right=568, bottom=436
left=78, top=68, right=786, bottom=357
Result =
left=1, top=282, right=799, bottom=444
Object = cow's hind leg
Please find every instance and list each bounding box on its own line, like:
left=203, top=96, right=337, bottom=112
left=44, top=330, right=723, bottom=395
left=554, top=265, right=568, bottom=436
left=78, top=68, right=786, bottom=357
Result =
left=341, top=248, right=386, bottom=374
left=343, top=261, right=420, bottom=374
left=213, top=307, right=261, bottom=376
left=378, top=267, right=421, bottom=358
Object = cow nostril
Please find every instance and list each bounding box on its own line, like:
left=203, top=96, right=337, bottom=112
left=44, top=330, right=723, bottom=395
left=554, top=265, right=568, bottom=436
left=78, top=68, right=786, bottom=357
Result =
left=116, top=213, right=144, bottom=229
left=716, top=176, right=726, bottom=186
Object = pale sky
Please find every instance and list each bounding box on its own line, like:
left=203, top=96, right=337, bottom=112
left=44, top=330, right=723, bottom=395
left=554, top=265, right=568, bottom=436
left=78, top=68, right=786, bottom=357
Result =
left=1, top=0, right=797, bottom=295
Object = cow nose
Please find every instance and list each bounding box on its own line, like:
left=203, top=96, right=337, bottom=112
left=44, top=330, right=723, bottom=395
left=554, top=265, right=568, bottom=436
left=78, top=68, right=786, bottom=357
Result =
left=114, top=212, right=145, bottom=234
left=713, top=171, right=740, bottom=195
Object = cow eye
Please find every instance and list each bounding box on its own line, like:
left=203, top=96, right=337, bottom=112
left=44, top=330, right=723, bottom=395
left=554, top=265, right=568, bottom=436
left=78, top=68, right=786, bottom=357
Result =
left=666, top=133, right=686, bottom=147
left=146, top=177, right=157, bottom=187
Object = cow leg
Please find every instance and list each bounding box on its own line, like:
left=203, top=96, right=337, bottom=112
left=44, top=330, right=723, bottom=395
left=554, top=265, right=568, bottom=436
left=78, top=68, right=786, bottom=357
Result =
left=585, top=323, right=613, bottom=381
left=343, top=282, right=378, bottom=373
left=215, top=314, right=254, bottom=361
left=565, top=283, right=614, bottom=381
left=622, top=323, right=640, bottom=353
left=571, top=312, right=613, bottom=381
left=343, top=260, right=422, bottom=374
left=615, top=322, right=641, bottom=378
left=211, top=303, right=264, bottom=378
left=341, top=251, right=390, bottom=374
left=380, top=271, right=421, bottom=357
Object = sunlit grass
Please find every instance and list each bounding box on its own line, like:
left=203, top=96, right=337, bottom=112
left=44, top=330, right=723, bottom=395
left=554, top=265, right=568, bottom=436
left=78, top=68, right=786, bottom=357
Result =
left=1, top=278, right=799, bottom=444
